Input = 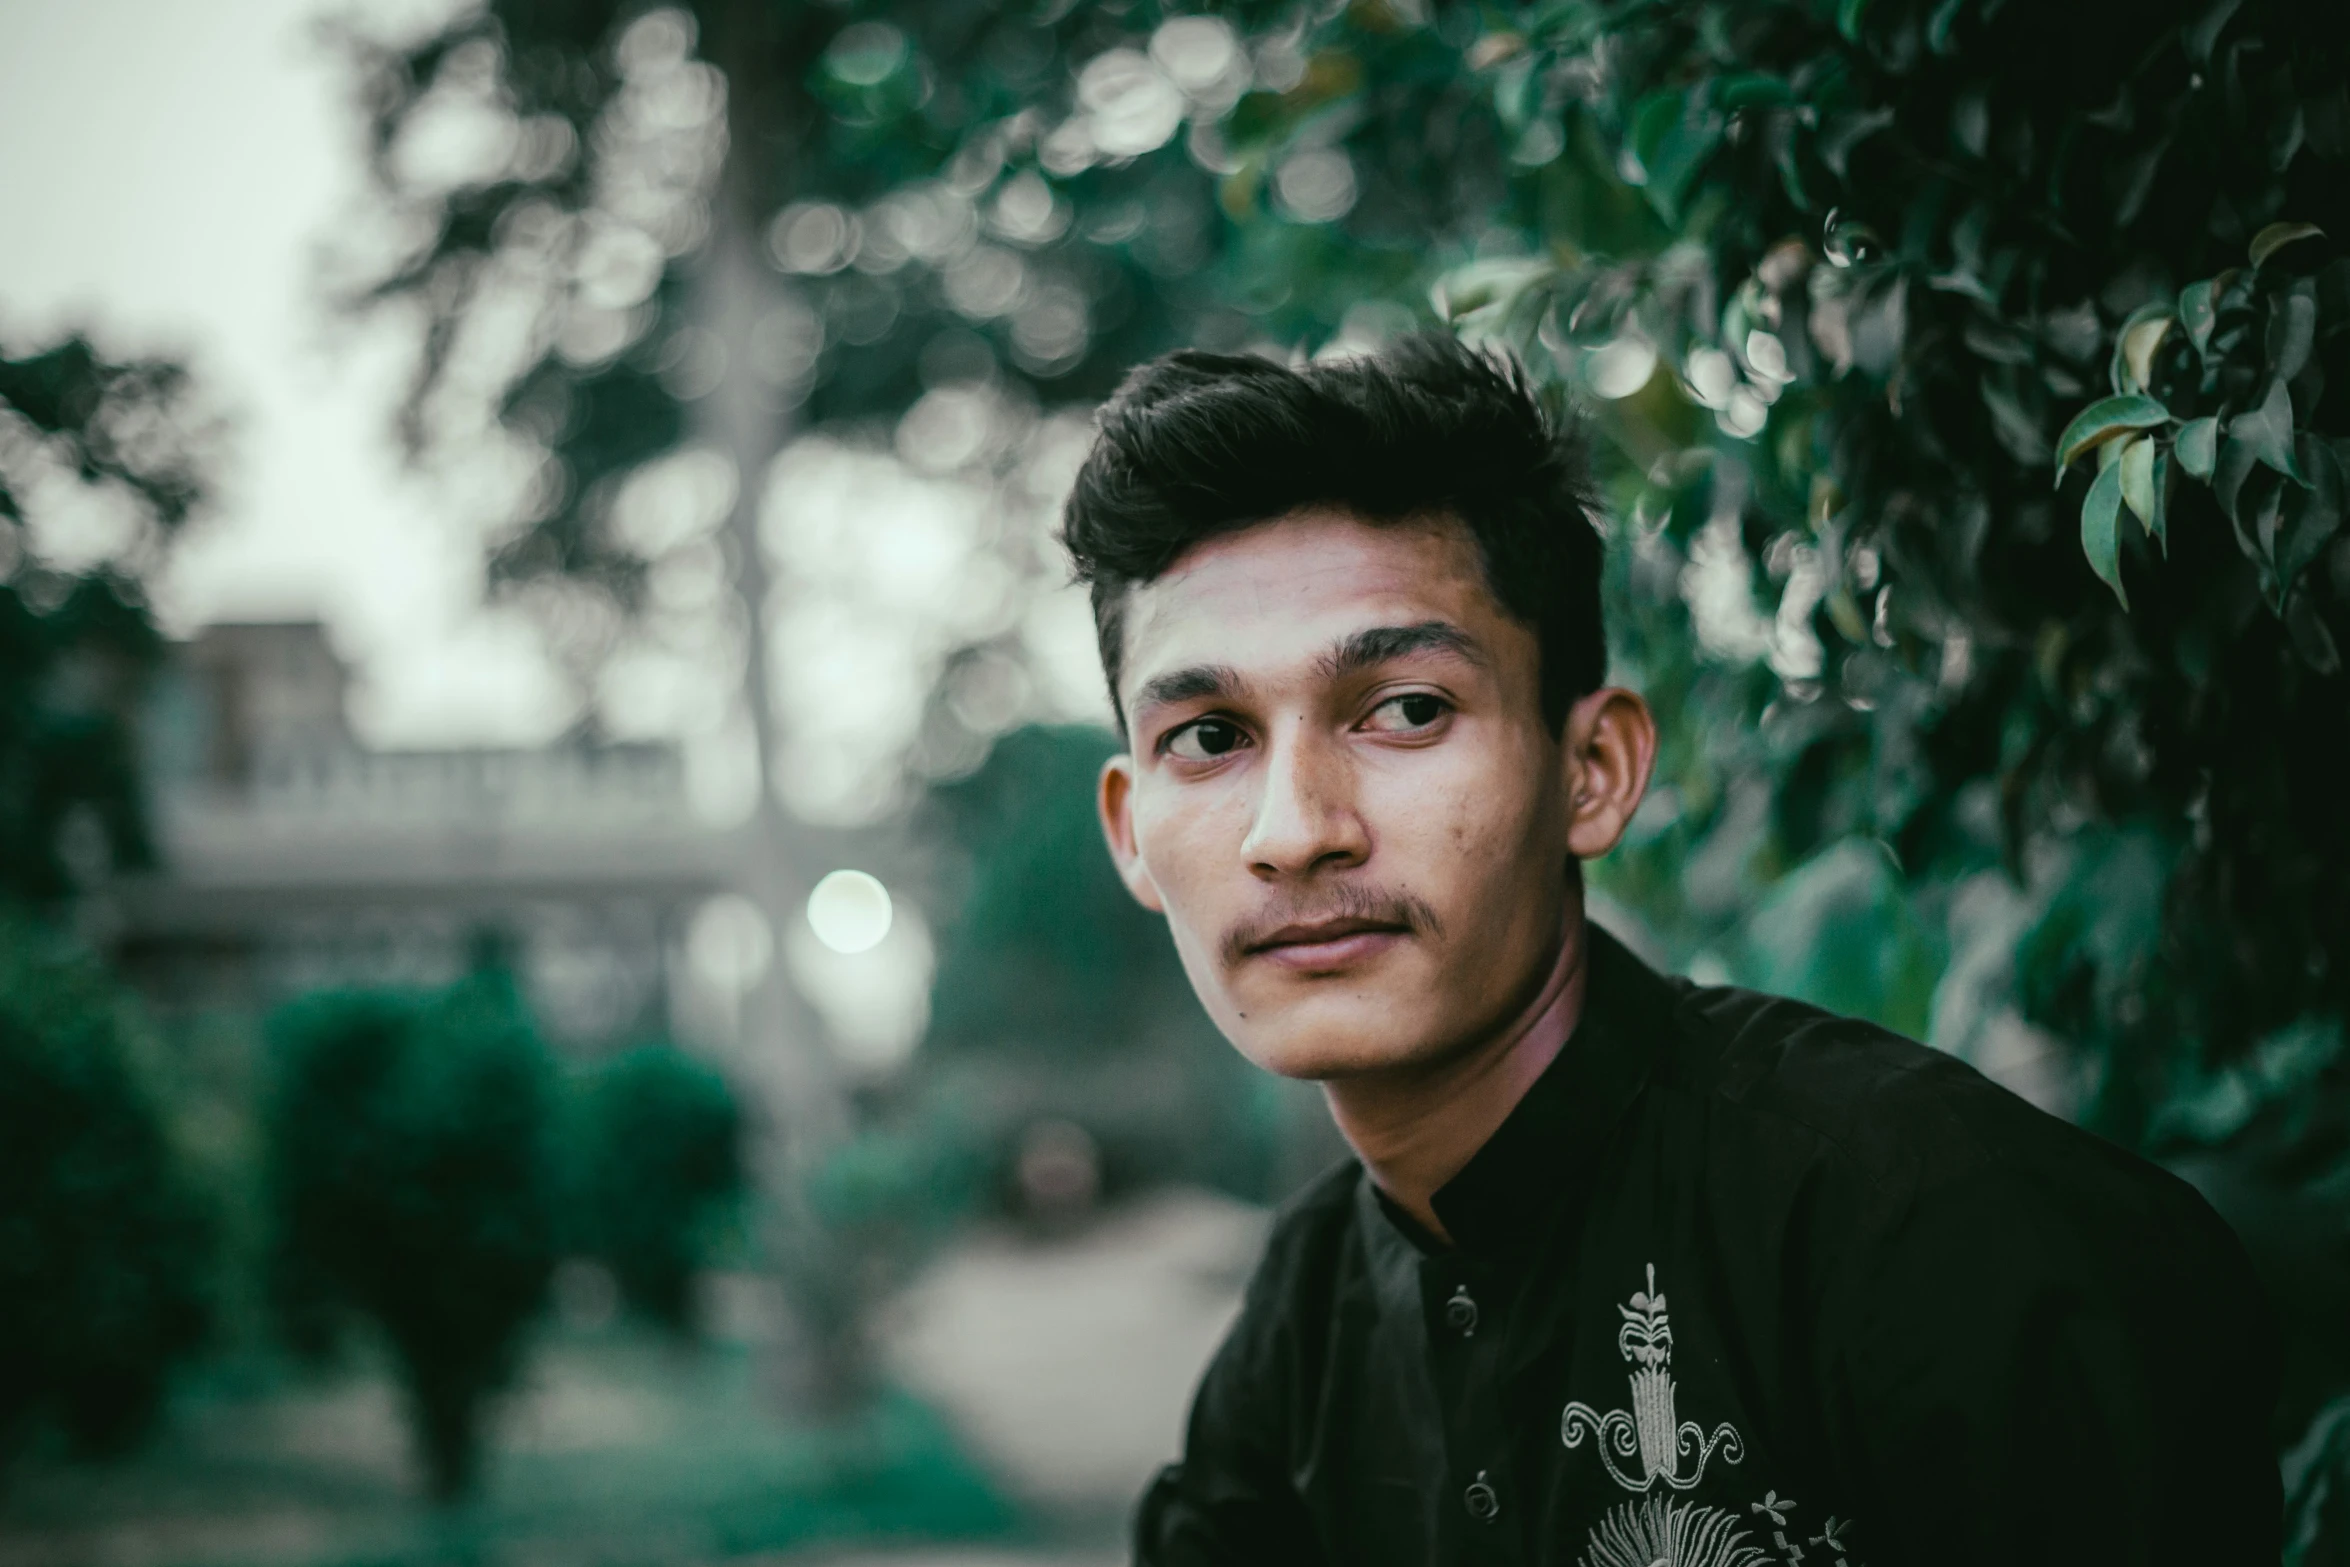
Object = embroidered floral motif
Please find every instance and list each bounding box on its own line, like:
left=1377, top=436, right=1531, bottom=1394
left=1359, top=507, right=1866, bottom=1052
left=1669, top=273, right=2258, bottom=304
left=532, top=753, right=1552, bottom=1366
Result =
left=1563, top=1265, right=1863, bottom=1565
left=1750, top=1493, right=1804, bottom=1561
left=1741, top=1494, right=1862, bottom=1566
left=1561, top=1263, right=1745, bottom=1492
left=1578, top=1493, right=1768, bottom=1567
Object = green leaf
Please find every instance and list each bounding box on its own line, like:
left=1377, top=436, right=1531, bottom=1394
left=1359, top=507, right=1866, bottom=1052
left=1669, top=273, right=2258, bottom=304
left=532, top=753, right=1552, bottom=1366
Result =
left=1715, top=74, right=1795, bottom=111
left=2114, top=306, right=2172, bottom=393
left=2081, top=460, right=2129, bottom=608
left=1981, top=377, right=2047, bottom=464
left=2119, top=434, right=2158, bottom=533
left=1624, top=91, right=1682, bottom=188
left=2249, top=221, right=2325, bottom=269
left=2176, top=415, right=2219, bottom=479
left=1926, top=0, right=1967, bottom=52
left=2269, top=102, right=2305, bottom=173
left=1647, top=113, right=1728, bottom=216
left=2112, top=137, right=2169, bottom=228
left=2266, top=280, right=2318, bottom=380
left=2053, top=394, right=2169, bottom=482
left=2322, top=255, right=2350, bottom=322
left=2184, top=0, right=2242, bottom=66
left=2148, top=448, right=2173, bottom=554
left=2287, top=590, right=2343, bottom=673
left=1433, top=258, right=1553, bottom=334
left=2213, top=433, right=2260, bottom=521
left=2252, top=480, right=2287, bottom=581
left=2179, top=280, right=2218, bottom=356
left=2229, top=377, right=2303, bottom=482
left=1494, top=56, right=1539, bottom=130
left=1837, top=0, right=1873, bottom=41
left=2277, top=435, right=2346, bottom=594
left=1818, top=107, right=1896, bottom=178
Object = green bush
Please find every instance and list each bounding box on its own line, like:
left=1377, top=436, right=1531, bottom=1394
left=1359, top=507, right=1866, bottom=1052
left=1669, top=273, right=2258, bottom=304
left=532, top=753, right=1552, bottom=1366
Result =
left=0, top=918, right=212, bottom=1467
left=264, top=974, right=558, bottom=1499
left=568, top=1044, right=746, bottom=1333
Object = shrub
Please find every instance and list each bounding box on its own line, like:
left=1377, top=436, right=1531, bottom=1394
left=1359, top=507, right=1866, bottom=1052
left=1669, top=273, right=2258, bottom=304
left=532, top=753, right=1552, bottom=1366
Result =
left=569, top=1044, right=746, bottom=1334
left=0, top=918, right=212, bottom=1467
left=264, top=973, right=557, bottom=1498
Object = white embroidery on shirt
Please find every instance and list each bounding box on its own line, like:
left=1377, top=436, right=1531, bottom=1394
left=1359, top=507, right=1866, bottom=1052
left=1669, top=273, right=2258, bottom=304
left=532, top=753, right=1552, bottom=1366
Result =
left=1561, top=1263, right=1744, bottom=1492
left=1561, top=1269, right=1865, bottom=1565
left=1578, top=1492, right=1768, bottom=1567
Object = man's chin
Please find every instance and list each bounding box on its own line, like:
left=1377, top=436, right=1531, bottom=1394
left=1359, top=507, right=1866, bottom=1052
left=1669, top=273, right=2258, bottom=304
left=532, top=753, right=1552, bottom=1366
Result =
left=1199, top=952, right=1454, bottom=1079
left=1225, top=1012, right=1449, bottom=1083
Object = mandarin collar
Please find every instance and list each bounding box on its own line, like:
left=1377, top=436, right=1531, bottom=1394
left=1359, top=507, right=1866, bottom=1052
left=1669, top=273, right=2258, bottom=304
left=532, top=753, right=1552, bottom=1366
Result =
left=1371, top=922, right=1669, bottom=1259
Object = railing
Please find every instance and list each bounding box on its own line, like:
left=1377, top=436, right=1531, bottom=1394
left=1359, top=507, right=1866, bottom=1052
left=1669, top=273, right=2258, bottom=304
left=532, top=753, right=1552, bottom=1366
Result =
left=167, top=742, right=691, bottom=825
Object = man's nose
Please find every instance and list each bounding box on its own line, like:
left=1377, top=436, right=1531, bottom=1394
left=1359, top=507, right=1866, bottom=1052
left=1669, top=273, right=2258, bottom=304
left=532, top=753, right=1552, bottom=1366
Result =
left=1241, top=723, right=1368, bottom=878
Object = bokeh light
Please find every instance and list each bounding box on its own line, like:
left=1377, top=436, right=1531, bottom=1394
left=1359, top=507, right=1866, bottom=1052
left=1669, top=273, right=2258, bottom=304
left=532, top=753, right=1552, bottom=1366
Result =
left=805, top=868, right=892, bottom=955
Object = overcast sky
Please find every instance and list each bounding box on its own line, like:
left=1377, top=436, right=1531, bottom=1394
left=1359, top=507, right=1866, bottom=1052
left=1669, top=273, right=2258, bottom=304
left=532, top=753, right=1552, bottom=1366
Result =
left=0, top=0, right=573, bottom=745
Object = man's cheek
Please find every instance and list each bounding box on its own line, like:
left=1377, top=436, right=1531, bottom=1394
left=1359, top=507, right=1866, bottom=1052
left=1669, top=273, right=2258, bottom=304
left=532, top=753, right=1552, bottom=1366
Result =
left=1137, top=829, right=1221, bottom=958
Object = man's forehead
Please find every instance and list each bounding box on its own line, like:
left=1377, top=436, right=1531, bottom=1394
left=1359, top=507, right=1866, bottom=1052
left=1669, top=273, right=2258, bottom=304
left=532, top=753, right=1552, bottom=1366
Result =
left=1119, top=510, right=1496, bottom=688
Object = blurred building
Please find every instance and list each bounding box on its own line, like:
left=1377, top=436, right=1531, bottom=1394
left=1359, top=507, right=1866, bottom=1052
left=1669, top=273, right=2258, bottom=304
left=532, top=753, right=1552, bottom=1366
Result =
left=96, top=620, right=1318, bottom=1209
left=103, top=621, right=740, bottom=1052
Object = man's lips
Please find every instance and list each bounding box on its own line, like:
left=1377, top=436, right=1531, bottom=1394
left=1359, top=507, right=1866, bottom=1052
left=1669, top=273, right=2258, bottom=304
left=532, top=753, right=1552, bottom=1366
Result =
left=1245, top=917, right=1411, bottom=971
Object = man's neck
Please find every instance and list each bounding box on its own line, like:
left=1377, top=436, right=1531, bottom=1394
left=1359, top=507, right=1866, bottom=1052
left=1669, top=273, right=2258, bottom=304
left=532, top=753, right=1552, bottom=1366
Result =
left=1323, top=899, right=1590, bottom=1246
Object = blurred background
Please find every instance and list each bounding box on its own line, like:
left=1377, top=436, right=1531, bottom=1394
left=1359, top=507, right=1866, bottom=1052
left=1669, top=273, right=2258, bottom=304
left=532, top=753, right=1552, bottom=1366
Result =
left=3, top=0, right=2348, bottom=1563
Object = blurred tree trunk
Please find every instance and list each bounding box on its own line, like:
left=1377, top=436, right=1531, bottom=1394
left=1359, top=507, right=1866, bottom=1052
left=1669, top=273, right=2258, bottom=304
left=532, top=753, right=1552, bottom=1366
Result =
left=694, top=0, right=865, bottom=1411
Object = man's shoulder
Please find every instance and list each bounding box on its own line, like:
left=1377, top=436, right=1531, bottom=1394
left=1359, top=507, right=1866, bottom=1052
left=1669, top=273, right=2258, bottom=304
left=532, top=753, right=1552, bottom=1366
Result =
left=1652, top=973, right=2229, bottom=1253
left=1660, top=977, right=2023, bottom=1182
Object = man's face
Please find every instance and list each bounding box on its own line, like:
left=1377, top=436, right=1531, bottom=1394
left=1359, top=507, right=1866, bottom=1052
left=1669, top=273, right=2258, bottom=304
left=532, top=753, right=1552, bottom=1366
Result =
left=1096, top=509, right=1581, bottom=1081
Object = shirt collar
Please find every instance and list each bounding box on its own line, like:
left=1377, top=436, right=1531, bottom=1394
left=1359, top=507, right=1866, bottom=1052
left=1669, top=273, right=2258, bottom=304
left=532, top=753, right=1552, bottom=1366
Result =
left=1373, top=921, right=1671, bottom=1259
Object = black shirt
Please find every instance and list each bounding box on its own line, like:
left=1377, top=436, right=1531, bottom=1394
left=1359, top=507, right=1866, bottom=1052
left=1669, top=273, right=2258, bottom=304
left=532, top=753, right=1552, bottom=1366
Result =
left=1136, top=926, right=2280, bottom=1566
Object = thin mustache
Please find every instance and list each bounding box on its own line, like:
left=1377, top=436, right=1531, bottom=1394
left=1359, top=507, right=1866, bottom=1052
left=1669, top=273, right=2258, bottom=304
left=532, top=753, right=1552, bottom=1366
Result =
left=1220, top=886, right=1442, bottom=967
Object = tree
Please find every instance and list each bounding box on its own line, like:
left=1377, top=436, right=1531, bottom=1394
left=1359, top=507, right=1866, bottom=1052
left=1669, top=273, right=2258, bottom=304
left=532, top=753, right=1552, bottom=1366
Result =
left=337, top=0, right=1259, bottom=1394
left=265, top=973, right=559, bottom=1498
left=336, top=0, right=1250, bottom=1011
left=1, top=334, right=212, bottom=907
left=341, top=1, right=1240, bottom=607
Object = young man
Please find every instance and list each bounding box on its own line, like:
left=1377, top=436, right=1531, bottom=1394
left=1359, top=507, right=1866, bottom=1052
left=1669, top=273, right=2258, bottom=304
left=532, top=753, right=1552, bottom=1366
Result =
left=1063, top=336, right=2279, bottom=1565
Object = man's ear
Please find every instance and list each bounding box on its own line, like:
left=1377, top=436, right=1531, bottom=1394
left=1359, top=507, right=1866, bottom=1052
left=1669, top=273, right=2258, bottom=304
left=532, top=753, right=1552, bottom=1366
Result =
left=1098, top=753, right=1166, bottom=912
left=1560, top=687, right=1659, bottom=861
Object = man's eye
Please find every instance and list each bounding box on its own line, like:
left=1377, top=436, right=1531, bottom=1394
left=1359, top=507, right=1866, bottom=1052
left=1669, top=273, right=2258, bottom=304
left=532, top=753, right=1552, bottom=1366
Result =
left=1364, top=693, right=1450, bottom=733
left=1166, top=718, right=1247, bottom=761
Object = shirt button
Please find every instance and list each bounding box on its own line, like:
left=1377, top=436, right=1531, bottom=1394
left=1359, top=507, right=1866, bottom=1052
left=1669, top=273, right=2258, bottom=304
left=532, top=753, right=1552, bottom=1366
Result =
left=1464, top=1470, right=1500, bottom=1522
left=1444, top=1285, right=1478, bottom=1337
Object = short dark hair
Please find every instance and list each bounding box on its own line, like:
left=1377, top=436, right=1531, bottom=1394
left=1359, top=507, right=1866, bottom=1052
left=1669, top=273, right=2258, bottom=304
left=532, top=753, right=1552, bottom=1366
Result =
left=1060, top=333, right=1606, bottom=734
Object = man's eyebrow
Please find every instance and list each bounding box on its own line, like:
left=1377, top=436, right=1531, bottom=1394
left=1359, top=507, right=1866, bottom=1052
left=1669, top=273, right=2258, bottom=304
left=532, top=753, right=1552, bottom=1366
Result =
left=1318, top=621, right=1488, bottom=680
left=1134, top=663, right=1243, bottom=713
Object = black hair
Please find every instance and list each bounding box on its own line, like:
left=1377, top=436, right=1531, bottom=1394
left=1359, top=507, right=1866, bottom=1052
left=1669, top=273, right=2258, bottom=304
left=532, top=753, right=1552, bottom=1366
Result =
left=1059, top=333, right=1606, bottom=735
